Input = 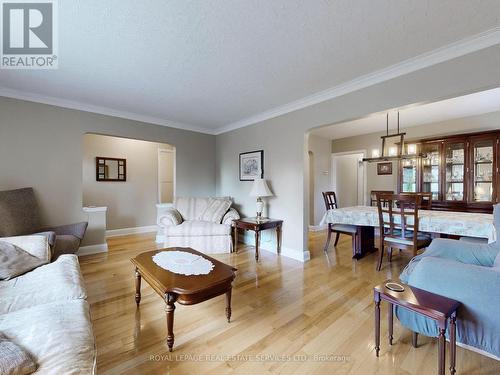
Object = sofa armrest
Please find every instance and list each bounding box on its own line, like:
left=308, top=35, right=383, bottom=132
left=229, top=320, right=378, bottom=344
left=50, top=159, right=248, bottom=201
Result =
left=426, top=238, right=499, bottom=267
left=1, top=235, right=51, bottom=263
left=222, top=208, right=240, bottom=226
left=158, top=208, right=183, bottom=227
left=42, top=222, right=88, bottom=240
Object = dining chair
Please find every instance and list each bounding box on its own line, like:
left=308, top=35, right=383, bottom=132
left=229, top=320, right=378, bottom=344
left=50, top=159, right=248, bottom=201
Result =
left=375, top=193, right=432, bottom=271
left=370, top=190, right=394, bottom=207
left=322, top=191, right=358, bottom=252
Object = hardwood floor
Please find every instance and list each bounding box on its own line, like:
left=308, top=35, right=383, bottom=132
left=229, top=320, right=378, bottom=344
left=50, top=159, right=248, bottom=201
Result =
left=79, top=231, right=500, bottom=374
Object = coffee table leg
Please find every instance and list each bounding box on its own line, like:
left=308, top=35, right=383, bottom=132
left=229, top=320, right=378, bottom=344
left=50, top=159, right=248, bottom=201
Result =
left=225, top=288, right=232, bottom=323
left=165, top=293, right=177, bottom=352
left=135, top=268, right=141, bottom=306
left=388, top=302, right=393, bottom=345
left=374, top=291, right=381, bottom=357
left=255, top=230, right=260, bottom=261
left=450, top=314, right=457, bottom=375
left=438, top=326, right=446, bottom=375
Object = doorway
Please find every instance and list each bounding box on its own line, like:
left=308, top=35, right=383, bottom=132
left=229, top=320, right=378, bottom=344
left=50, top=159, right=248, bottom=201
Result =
left=331, top=151, right=366, bottom=207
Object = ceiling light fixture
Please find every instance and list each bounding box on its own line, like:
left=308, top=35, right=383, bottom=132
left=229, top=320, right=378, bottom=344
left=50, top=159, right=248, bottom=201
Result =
left=362, top=112, right=425, bottom=162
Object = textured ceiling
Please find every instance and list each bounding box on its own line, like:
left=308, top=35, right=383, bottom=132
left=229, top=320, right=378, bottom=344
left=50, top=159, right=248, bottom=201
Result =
left=311, top=87, right=500, bottom=140
left=1, top=0, right=500, bottom=133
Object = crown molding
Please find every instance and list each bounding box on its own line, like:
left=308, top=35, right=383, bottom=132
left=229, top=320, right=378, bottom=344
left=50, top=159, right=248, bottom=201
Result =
left=0, top=87, right=216, bottom=135
left=215, top=26, right=500, bottom=135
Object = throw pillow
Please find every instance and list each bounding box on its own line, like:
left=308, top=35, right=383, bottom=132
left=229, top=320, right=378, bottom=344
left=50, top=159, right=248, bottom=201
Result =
left=0, top=333, right=37, bottom=375
left=199, top=198, right=232, bottom=223
left=0, top=241, right=48, bottom=280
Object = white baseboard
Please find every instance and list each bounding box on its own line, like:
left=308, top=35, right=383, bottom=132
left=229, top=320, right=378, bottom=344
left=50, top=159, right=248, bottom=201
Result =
left=77, top=243, right=108, bottom=256
left=106, top=225, right=158, bottom=238
left=308, top=224, right=327, bottom=232
left=239, top=234, right=310, bottom=262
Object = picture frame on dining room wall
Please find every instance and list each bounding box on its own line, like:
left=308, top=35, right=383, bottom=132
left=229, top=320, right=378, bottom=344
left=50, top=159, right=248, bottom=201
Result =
left=239, top=150, right=264, bottom=181
left=377, top=162, right=392, bottom=175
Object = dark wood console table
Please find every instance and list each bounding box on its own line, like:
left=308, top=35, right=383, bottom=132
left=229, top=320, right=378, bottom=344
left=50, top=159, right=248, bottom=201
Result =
left=374, top=280, right=460, bottom=375
left=233, top=218, right=283, bottom=261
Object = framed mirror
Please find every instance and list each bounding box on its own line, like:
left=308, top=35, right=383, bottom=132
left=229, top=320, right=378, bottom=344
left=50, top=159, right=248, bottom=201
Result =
left=96, top=157, right=126, bottom=181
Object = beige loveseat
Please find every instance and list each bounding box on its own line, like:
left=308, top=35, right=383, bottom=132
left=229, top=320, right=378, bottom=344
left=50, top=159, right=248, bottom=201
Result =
left=157, top=197, right=240, bottom=254
left=0, top=235, right=95, bottom=374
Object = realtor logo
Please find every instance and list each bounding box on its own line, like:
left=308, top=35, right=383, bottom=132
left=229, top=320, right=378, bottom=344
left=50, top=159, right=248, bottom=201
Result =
left=1, top=0, right=58, bottom=69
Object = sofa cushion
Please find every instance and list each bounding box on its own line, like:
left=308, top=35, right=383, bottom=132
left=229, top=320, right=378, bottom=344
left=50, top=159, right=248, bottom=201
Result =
left=175, top=197, right=210, bottom=221
left=199, top=198, right=232, bottom=223
left=0, top=332, right=37, bottom=375
left=0, top=236, right=50, bottom=263
left=0, top=188, right=42, bottom=237
left=0, top=300, right=95, bottom=375
left=0, top=254, right=86, bottom=314
left=165, top=221, right=232, bottom=237
left=0, top=241, right=48, bottom=281
left=52, top=235, right=81, bottom=259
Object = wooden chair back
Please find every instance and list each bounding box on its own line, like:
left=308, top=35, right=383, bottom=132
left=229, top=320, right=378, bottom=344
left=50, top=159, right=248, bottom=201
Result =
left=399, top=192, right=432, bottom=210
left=322, top=191, right=338, bottom=211
left=376, top=193, right=422, bottom=249
left=370, top=190, right=394, bottom=207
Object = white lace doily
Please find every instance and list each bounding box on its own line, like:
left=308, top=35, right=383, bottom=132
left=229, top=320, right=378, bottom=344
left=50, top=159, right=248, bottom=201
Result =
left=152, top=251, right=214, bottom=275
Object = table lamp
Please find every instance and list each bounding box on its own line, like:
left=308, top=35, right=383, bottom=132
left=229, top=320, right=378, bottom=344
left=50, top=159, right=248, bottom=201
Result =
left=250, top=178, right=273, bottom=220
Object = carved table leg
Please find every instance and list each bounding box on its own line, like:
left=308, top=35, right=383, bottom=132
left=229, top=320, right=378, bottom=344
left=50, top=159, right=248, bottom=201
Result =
left=276, top=224, right=282, bottom=254
left=165, top=293, right=177, bottom=352
left=135, top=268, right=141, bottom=306
left=225, top=288, right=232, bottom=323
left=450, top=314, right=457, bottom=375
left=374, top=292, right=381, bottom=357
left=388, top=302, right=393, bottom=345
left=234, top=226, right=238, bottom=253
left=438, top=326, right=446, bottom=375
left=255, top=230, right=260, bottom=261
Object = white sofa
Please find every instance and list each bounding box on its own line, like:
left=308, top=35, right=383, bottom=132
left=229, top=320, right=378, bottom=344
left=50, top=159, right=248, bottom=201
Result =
left=157, top=197, right=240, bottom=254
left=0, top=235, right=95, bottom=374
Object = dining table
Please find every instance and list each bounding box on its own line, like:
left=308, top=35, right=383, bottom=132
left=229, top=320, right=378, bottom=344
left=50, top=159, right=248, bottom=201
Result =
left=320, top=206, right=495, bottom=259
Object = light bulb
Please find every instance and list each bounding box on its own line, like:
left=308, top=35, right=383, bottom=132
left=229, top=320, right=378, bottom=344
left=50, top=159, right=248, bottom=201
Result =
left=388, top=146, right=398, bottom=156
left=407, top=144, right=417, bottom=155
left=372, top=149, right=380, bottom=158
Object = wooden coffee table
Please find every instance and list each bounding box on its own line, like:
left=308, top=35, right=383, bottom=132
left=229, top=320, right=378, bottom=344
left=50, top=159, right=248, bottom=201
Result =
left=374, top=280, right=460, bottom=375
left=131, top=248, right=237, bottom=352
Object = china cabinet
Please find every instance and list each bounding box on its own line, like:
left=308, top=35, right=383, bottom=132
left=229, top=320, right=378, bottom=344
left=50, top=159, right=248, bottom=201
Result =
left=398, top=130, right=499, bottom=213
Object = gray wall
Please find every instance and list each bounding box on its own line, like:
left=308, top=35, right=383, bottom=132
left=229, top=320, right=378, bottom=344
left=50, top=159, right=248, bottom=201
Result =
left=82, top=134, right=174, bottom=230
left=0, top=97, right=216, bottom=240
left=308, top=135, right=331, bottom=225
left=216, top=44, right=500, bottom=260
left=330, top=110, right=500, bottom=202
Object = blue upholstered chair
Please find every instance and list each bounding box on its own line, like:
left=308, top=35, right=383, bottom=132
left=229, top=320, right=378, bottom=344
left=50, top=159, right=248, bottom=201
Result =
left=396, top=205, right=500, bottom=359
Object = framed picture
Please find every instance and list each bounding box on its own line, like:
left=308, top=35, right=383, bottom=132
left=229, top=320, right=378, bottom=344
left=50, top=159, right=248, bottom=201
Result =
left=239, top=150, right=264, bottom=181
left=377, top=162, right=392, bottom=175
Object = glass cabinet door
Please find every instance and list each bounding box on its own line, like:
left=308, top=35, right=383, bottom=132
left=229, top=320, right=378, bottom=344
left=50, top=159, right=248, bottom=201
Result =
left=421, top=143, right=441, bottom=201
left=444, top=141, right=465, bottom=201
left=401, top=158, right=418, bottom=193
left=470, top=137, right=494, bottom=203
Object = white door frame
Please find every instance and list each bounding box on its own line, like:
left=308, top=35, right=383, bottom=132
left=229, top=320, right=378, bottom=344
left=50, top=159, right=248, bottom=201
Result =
left=331, top=150, right=368, bottom=206
left=157, top=148, right=176, bottom=204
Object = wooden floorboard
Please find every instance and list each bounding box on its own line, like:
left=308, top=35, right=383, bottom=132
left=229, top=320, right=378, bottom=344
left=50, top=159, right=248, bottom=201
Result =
left=79, top=231, right=500, bottom=374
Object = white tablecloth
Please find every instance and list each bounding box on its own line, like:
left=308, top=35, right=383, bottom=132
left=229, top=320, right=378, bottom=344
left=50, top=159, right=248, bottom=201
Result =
left=320, top=206, right=496, bottom=243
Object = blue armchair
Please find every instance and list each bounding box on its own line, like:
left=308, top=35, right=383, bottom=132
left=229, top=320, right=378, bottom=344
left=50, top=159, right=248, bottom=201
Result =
left=396, top=205, right=500, bottom=359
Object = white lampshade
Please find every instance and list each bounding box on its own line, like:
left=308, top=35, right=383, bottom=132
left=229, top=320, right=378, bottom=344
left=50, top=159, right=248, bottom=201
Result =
left=250, top=178, right=273, bottom=197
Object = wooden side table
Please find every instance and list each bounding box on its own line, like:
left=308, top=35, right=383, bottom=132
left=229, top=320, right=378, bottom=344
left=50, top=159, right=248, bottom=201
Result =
left=374, top=280, right=460, bottom=375
left=233, top=218, right=283, bottom=261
